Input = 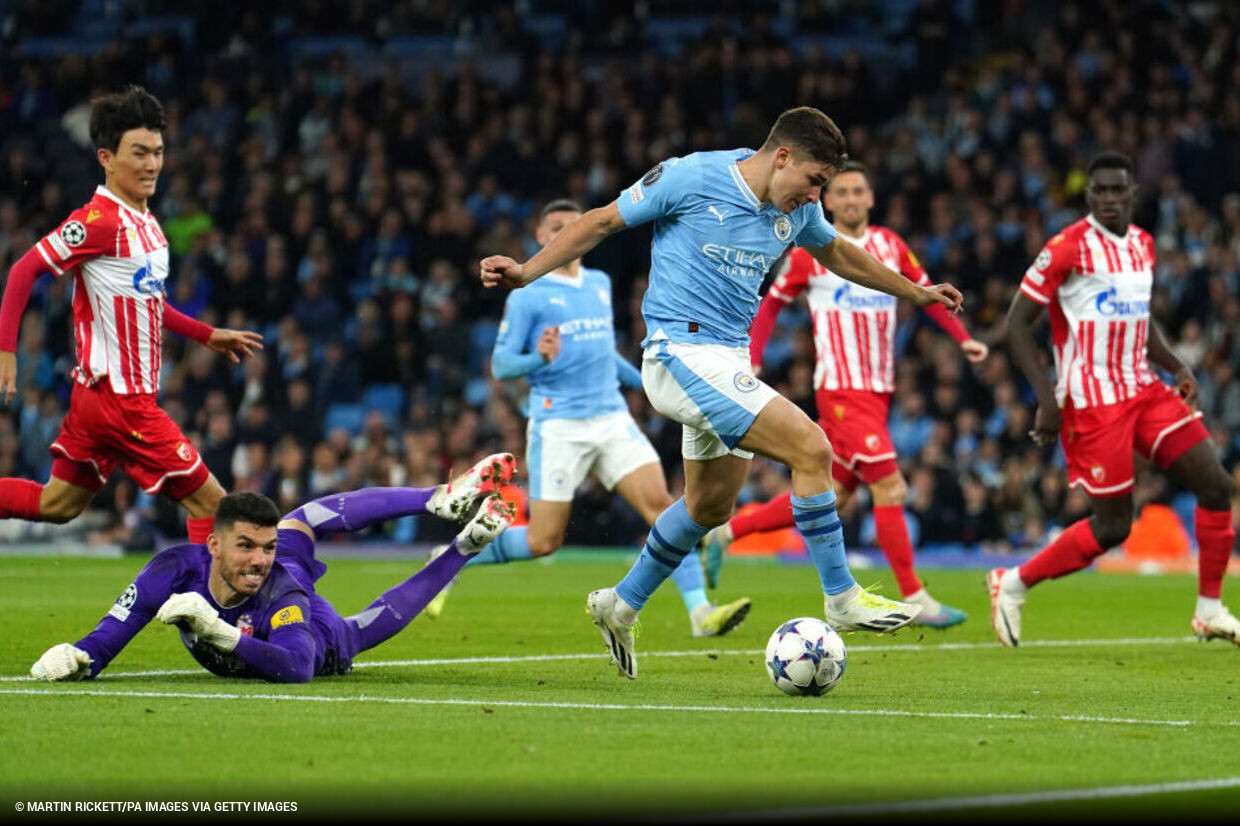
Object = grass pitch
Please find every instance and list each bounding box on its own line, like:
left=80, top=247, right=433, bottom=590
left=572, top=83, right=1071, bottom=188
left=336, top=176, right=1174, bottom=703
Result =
left=2, top=552, right=1239, bottom=823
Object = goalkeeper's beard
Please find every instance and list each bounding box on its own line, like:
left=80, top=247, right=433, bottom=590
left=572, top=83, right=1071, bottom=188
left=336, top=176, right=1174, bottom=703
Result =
left=219, top=562, right=270, bottom=601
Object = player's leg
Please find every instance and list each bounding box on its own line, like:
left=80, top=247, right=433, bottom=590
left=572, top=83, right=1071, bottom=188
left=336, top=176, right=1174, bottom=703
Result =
left=739, top=395, right=922, bottom=632
left=342, top=497, right=516, bottom=653
left=1162, top=439, right=1239, bottom=643
left=15, top=474, right=98, bottom=523
left=175, top=474, right=225, bottom=543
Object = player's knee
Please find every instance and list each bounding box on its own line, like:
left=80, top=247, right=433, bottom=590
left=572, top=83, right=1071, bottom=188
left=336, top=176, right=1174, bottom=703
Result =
left=1195, top=469, right=1235, bottom=512
left=527, top=534, right=563, bottom=557
left=685, top=501, right=732, bottom=528
left=790, top=426, right=833, bottom=473
left=870, top=473, right=907, bottom=505
left=1091, top=518, right=1131, bottom=550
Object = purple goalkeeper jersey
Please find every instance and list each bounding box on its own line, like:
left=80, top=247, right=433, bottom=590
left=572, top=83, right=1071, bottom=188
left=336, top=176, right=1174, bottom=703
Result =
left=75, top=530, right=356, bottom=682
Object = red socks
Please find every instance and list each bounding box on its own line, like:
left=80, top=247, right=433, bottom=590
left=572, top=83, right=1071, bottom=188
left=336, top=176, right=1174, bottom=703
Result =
left=0, top=478, right=43, bottom=520
left=730, top=492, right=794, bottom=539
left=186, top=516, right=215, bottom=544
left=1018, top=518, right=1105, bottom=587
left=1195, top=507, right=1235, bottom=599
left=873, top=504, right=921, bottom=596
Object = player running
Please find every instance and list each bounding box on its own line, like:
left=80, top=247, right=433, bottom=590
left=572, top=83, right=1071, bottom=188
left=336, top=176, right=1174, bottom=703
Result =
left=482, top=107, right=962, bottom=678
left=29, top=454, right=517, bottom=683
left=991, top=151, right=1238, bottom=647
left=0, top=86, right=260, bottom=543
left=700, top=161, right=987, bottom=628
left=427, top=200, right=751, bottom=638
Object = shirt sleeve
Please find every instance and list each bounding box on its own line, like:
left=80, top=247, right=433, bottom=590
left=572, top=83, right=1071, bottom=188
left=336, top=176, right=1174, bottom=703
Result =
left=162, top=301, right=213, bottom=344
left=1019, top=233, right=1075, bottom=306
left=614, top=157, right=694, bottom=228
left=793, top=201, right=837, bottom=248
left=33, top=205, right=114, bottom=277
left=74, top=548, right=187, bottom=678
left=613, top=352, right=643, bottom=389
left=232, top=594, right=316, bottom=683
left=0, top=247, right=52, bottom=351
left=491, top=292, right=546, bottom=380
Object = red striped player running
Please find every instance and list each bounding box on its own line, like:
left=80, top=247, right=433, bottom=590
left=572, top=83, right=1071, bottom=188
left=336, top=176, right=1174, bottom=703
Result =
left=993, top=151, right=1238, bottom=646
left=0, top=86, right=261, bottom=542
left=701, top=161, right=987, bottom=627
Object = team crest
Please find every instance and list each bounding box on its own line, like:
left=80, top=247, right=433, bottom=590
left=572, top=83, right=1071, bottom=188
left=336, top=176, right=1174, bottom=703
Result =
left=60, top=221, right=86, bottom=247
left=865, top=434, right=881, bottom=451
left=733, top=372, right=758, bottom=392
left=550, top=468, right=569, bottom=488
left=773, top=215, right=792, bottom=242
left=176, top=441, right=193, bottom=463
left=1035, top=249, right=1052, bottom=271
left=238, top=614, right=254, bottom=637
left=1090, top=465, right=1106, bottom=483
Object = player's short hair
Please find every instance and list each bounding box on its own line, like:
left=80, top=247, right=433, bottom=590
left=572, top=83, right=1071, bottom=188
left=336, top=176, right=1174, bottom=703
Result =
left=830, top=160, right=870, bottom=185
left=214, top=492, right=280, bottom=533
left=1087, top=151, right=1135, bottom=178
left=540, top=198, right=584, bottom=220
left=761, top=107, right=848, bottom=168
left=90, top=85, right=167, bottom=152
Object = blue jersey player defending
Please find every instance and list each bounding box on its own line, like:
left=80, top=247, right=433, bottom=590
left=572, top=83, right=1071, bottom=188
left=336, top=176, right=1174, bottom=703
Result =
left=428, top=200, right=750, bottom=639
left=29, top=454, right=516, bottom=683
left=481, top=108, right=963, bottom=679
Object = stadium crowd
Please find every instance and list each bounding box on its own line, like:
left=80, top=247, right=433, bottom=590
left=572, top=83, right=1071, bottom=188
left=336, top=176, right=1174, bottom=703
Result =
left=1, top=0, right=1239, bottom=553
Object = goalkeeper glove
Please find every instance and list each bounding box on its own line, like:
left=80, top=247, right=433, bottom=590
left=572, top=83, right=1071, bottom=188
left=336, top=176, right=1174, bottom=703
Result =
left=30, top=643, right=92, bottom=681
left=156, top=592, right=241, bottom=652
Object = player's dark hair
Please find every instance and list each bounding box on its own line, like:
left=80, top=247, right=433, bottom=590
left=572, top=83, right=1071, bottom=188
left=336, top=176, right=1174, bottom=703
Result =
left=89, top=85, right=167, bottom=152
left=831, top=160, right=870, bottom=184
left=540, top=198, right=583, bottom=220
left=762, top=107, right=848, bottom=168
left=1087, top=151, right=1135, bottom=178
left=214, top=492, right=280, bottom=533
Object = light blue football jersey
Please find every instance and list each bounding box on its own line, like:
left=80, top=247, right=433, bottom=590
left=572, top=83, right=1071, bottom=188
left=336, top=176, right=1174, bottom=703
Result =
left=494, top=267, right=631, bottom=421
left=615, top=149, right=837, bottom=348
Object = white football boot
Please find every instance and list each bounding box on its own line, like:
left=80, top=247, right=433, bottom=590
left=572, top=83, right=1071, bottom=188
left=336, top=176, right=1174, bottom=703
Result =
left=987, top=568, right=1025, bottom=647
left=1191, top=606, right=1240, bottom=646
left=587, top=587, right=639, bottom=679
left=427, top=452, right=517, bottom=522
left=824, top=584, right=922, bottom=633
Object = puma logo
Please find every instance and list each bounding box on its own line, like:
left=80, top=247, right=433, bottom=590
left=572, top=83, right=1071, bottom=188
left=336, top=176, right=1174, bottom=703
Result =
left=707, top=206, right=729, bottom=224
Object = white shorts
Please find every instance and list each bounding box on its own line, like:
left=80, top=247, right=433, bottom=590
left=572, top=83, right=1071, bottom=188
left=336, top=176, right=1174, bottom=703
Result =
left=642, top=339, right=779, bottom=462
left=526, top=410, right=661, bottom=502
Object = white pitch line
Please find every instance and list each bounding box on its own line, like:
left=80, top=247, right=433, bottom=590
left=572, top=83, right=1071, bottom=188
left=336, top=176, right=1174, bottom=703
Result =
left=692, top=776, right=1240, bottom=821
left=1, top=686, right=1235, bottom=729
left=0, top=634, right=1204, bottom=682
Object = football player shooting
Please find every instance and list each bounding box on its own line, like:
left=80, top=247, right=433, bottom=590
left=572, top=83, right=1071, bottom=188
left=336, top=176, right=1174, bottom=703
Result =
left=0, top=85, right=260, bottom=543
left=30, top=454, right=517, bottom=684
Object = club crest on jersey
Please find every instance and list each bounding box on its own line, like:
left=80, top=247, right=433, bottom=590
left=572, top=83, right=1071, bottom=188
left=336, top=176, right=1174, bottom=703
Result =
left=550, top=468, right=569, bottom=488
left=865, top=433, right=881, bottom=451
left=773, top=215, right=792, bottom=242
left=733, top=372, right=758, bottom=392
left=176, top=441, right=193, bottom=463
left=1090, top=465, right=1106, bottom=483
left=60, top=221, right=86, bottom=247
left=238, top=614, right=254, bottom=637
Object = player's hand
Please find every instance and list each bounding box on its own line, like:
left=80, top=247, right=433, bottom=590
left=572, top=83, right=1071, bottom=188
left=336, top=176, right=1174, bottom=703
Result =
left=480, top=255, right=529, bottom=289
left=916, top=283, right=963, bottom=314
left=1174, top=365, right=1199, bottom=409
left=157, top=592, right=241, bottom=652
left=206, top=329, right=264, bottom=364
left=1030, top=403, right=1062, bottom=447
left=30, top=643, right=91, bottom=681
left=536, top=326, right=561, bottom=362
left=0, top=350, right=16, bottom=406
left=961, top=339, right=989, bottom=363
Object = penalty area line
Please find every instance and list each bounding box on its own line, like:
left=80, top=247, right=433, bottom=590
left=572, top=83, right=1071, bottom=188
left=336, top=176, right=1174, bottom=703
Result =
left=0, top=686, right=1232, bottom=729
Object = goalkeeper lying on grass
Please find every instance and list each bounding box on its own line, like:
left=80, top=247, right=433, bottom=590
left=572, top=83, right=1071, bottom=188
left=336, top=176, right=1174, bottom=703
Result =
left=29, top=454, right=517, bottom=684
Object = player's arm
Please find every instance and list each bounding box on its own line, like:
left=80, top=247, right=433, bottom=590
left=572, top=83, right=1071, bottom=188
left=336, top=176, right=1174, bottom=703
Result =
left=805, top=240, right=961, bottom=311
left=613, top=351, right=642, bottom=389
left=1005, top=291, right=1059, bottom=446
left=481, top=202, right=627, bottom=290
left=1146, top=321, right=1198, bottom=407
left=163, top=301, right=263, bottom=365
left=0, top=247, right=56, bottom=404
left=750, top=249, right=810, bottom=370
left=490, top=294, right=548, bottom=379
left=30, top=550, right=184, bottom=680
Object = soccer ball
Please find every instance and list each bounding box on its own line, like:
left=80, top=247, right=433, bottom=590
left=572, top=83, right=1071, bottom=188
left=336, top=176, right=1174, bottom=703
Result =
left=764, top=617, right=847, bottom=696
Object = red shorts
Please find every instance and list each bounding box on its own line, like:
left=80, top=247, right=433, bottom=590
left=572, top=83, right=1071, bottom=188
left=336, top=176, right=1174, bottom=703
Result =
left=49, top=381, right=209, bottom=500
left=816, top=389, right=899, bottom=493
left=1061, top=382, right=1208, bottom=498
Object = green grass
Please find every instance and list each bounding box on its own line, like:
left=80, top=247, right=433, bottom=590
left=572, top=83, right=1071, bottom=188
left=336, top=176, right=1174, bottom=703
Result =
left=2, top=553, right=1239, bottom=822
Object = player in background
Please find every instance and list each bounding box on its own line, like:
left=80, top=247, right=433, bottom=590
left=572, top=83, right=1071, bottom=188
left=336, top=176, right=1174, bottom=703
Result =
left=700, top=162, right=987, bottom=628
left=482, top=107, right=963, bottom=678
left=30, top=454, right=517, bottom=683
left=992, top=151, right=1238, bottom=646
left=0, top=86, right=260, bottom=543
left=427, top=200, right=751, bottom=638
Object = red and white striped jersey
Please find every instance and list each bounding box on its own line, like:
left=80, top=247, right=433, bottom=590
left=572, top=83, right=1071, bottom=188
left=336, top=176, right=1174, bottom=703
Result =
left=1019, top=215, right=1158, bottom=409
left=35, top=186, right=170, bottom=395
left=767, top=227, right=928, bottom=393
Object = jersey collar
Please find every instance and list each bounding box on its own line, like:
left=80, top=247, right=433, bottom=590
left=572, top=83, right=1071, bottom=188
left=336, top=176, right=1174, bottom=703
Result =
left=1086, top=213, right=1130, bottom=243
left=728, top=162, right=763, bottom=210
left=544, top=271, right=583, bottom=287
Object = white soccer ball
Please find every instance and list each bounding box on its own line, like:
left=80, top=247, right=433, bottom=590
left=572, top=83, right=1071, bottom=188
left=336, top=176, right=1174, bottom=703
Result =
left=764, top=617, right=847, bottom=696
